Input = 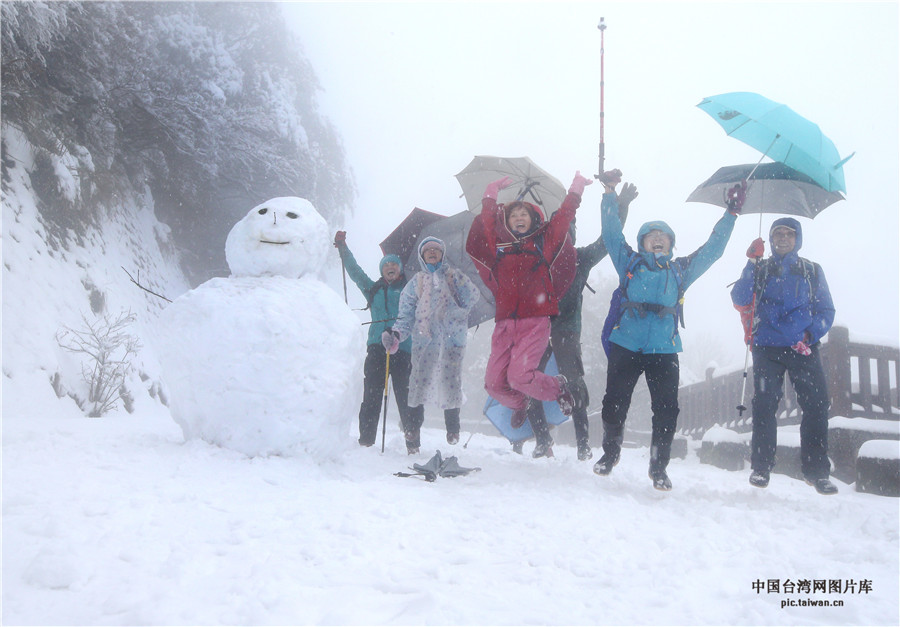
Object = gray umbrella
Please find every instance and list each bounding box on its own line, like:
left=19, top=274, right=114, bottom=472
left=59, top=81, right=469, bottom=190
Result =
left=405, top=210, right=495, bottom=327
left=686, top=162, right=845, bottom=219
left=455, top=155, right=567, bottom=218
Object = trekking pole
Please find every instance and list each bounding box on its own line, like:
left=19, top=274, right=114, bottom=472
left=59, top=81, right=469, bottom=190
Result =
left=736, top=261, right=762, bottom=416
left=595, top=16, right=607, bottom=179
left=340, top=257, right=348, bottom=304
left=381, top=350, right=391, bottom=453
left=362, top=317, right=397, bottom=326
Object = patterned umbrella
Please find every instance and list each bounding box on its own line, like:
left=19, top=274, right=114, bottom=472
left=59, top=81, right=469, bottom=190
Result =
left=697, top=92, right=853, bottom=193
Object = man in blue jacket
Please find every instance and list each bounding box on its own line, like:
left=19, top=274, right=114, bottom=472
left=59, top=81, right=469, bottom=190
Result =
left=334, top=231, right=424, bottom=453
left=593, top=169, right=739, bottom=490
left=731, top=218, right=837, bottom=494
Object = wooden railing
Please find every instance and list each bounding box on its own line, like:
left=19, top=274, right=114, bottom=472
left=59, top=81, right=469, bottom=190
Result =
left=675, top=327, right=900, bottom=439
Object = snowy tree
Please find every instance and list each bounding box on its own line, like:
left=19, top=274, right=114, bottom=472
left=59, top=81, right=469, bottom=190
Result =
left=1, top=1, right=355, bottom=284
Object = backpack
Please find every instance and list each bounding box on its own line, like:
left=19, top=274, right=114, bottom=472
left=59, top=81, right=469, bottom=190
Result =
left=601, top=253, right=686, bottom=357
left=753, top=256, right=818, bottom=300
left=364, top=274, right=406, bottom=311
left=737, top=256, right=819, bottom=343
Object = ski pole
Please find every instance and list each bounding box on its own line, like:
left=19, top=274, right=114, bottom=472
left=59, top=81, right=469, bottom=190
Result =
left=381, top=350, right=391, bottom=453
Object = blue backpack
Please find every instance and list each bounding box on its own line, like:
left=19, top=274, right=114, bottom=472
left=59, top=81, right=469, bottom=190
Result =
left=601, top=253, right=686, bottom=357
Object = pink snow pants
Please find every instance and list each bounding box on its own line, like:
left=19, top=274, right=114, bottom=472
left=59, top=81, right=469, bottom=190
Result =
left=485, top=316, right=561, bottom=410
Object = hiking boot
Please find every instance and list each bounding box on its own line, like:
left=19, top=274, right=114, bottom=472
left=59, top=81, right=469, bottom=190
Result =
left=512, top=441, right=524, bottom=454
left=532, top=441, right=554, bottom=459
left=805, top=476, right=838, bottom=495
left=404, top=428, right=420, bottom=449
left=446, top=432, right=459, bottom=445
left=649, top=468, right=672, bottom=491
left=407, top=446, right=420, bottom=456
left=358, top=439, right=374, bottom=448
left=577, top=442, right=593, bottom=461
left=555, top=375, right=575, bottom=416
left=510, top=405, right=528, bottom=429
left=593, top=451, right=619, bottom=476
left=749, top=470, right=770, bottom=488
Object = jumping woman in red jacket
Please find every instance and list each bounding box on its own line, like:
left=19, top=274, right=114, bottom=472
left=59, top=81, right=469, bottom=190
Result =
left=467, top=172, right=592, bottom=457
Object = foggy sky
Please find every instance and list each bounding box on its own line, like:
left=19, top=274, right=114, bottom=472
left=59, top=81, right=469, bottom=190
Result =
left=285, top=1, right=899, bottom=367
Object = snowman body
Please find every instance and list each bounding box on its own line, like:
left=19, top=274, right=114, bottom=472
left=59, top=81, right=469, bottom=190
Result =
left=156, top=198, right=362, bottom=458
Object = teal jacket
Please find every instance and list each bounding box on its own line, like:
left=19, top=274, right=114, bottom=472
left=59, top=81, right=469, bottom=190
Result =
left=601, top=192, right=736, bottom=354
left=338, top=244, right=412, bottom=353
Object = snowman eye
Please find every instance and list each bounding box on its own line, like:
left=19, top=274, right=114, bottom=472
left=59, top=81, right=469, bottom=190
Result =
left=286, top=212, right=298, bottom=219
left=258, top=208, right=268, bottom=215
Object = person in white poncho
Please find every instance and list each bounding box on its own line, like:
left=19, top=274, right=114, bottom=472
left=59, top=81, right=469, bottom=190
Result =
left=382, top=236, right=480, bottom=451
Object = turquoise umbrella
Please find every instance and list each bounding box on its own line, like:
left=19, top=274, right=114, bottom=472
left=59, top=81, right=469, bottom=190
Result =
left=697, top=92, right=853, bottom=193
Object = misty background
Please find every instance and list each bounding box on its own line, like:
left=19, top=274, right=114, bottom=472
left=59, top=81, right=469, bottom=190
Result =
left=3, top=1, right=898, bottom=433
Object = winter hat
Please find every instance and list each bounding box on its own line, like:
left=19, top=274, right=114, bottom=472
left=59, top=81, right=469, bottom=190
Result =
left=419, top=237, right=445, bottom=255
left=637, top=220, right=676, bottom=250
left=418, top=236, right=445, bottom=272
left=379, top=254, right=403, bottom=274
left=769, top=217, right=803, bottom=251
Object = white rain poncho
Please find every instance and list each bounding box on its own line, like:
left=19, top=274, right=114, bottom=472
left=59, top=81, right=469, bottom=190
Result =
left=393, top=237, right=480, bottom=409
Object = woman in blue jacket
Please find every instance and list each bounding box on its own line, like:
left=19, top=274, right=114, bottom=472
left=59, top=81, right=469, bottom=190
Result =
left=593, top=169, right=740, bottom=490
left=334, top=231, right=424, bottom=451
left=731, top=218, right=837, bottom=495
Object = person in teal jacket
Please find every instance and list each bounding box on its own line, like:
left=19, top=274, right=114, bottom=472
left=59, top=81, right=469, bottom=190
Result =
left=334, top=231, right=424, bottom=450
left=592, top=169, right=742, bottom=490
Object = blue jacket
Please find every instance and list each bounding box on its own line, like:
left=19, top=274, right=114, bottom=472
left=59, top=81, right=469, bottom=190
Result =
left=602, top=192, right=736, bottom=354
left=338, top=245, right=412, bottom=353
left=731, top=217, right=834, bottom=347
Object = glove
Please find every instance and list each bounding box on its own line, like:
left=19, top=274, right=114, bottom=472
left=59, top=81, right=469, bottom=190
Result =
left=483, top=176, right=513, bottom=200
left=333, top=230, right=347, bottom=248
left=746, top=237, right=764, bottom=260
left=381, top=329, right=400, bottom=355
left=618, top=182, right=639, bottom=208
left=791, top=340, right=812, bottom=356
left=597, top=169, right=623, bottom=190
left=726, top=180, right=748, bottom=215
left=568, top=171, right=593, bottom=196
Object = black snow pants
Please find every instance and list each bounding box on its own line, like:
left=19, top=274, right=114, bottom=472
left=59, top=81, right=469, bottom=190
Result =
left=600, top=342, right=680, bottom=471
left=525, top=335, right=590, bottom=448
left=750, top=344, right=831, bottom=479
left=358, top=344, right=424, bottom=446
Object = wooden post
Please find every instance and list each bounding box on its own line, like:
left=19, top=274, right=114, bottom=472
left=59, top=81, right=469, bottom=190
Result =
left=824, top=326, right=852, bottom=417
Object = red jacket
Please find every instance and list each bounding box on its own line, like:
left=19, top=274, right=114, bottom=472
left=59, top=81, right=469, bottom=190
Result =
left=466, top=193, right=579, bottom=321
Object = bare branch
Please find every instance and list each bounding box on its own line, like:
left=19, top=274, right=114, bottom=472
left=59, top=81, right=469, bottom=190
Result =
left=121, top=267, right=172, bottom=303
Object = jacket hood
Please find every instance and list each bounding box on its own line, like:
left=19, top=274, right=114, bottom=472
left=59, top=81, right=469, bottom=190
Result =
left=769, top=217, right=803, bottom=253
left=379, top=254, right=403, bottom=274
left=503, top=201, right=545, bottom=238
left=417, top=236, right=446, bottom=271
left=637, top=220, right=676, bottom=250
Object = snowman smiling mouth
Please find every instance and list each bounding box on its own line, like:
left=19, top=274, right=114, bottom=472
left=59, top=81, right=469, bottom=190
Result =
left=259, top=239, right=290, bottom=245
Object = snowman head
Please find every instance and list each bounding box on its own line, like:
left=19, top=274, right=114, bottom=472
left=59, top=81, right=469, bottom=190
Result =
left=225, top=197, right=329, bottom=278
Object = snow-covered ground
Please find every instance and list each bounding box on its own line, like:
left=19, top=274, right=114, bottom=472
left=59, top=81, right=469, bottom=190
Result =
left=3, top=129, right=899, bottom=625
left=3, top=389, right=899, bottom=626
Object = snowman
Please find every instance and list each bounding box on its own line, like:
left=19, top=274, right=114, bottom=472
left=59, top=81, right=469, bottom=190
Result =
left=156, top=197, right=363, bottom=459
